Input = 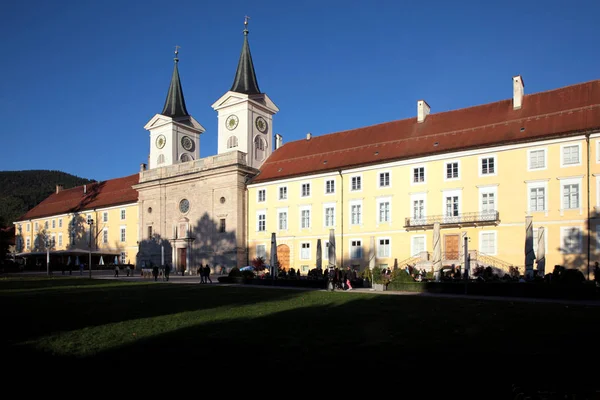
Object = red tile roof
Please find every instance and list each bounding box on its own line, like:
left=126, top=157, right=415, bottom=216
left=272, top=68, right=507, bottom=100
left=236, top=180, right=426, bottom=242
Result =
left=253, top=79, right=600, bottom=184
left=16, top=173, right=139, bottom=221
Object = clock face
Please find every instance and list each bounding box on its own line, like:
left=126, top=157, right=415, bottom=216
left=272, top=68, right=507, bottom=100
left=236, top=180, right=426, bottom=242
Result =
left=181, top=136, right=194, bottom=151
left=226, top=114, right=239, bottom=131
left=156, top=135, right=166, bottom=149
left=179, top=199, right=190, bottom=214
left=255, top=116, right=268, bottom=133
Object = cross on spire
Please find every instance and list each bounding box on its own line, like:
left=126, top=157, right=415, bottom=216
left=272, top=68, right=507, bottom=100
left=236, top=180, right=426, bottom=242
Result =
left=244, top=15, right=250, bottom=35
left=174, top=45, right=180, bottom=63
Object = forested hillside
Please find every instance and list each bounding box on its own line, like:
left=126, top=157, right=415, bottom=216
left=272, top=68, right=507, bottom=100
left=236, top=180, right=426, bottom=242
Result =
left=0, top=170, right=94, bottom=227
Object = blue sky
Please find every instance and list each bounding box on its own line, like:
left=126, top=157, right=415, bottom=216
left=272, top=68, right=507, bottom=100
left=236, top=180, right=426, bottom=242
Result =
left=1, top=0, right=598, bottom=182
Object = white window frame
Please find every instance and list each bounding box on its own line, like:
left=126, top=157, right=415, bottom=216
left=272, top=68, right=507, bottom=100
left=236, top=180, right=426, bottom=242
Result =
left=560, top=143, right=582, bottom=167
left=102, top=212, right=108, bottom=223
left=411, top=165, right=426, bottom=185
left=479, top=230, right=497, bottom=256
left=299, top=205, right=311, bottom=229
left=526, top=180, right=549, bottom=216
left=349, top=200, right=363, bottom=226
left=120, top=226, right=126, bottom=242
left=256, top=244, right=267, bottom=260
left=256, top=211, right=266, bottom=232
left=560, top=226, right=582, bottom=254
left=120, top=251, right=127, bottom=265
left=277, top=208, right=288, bottom=231
left=479, top=154, right=497, bottom=177
left=478, top=185, right=498, bottom=215
left=350, top=174, right=363, bottom=192
left=378, top=171, right=391, bottom=189
left=34, top=222, right=38, bottom=231
left=558, top=176, right=583, bottom=215
left=324, top=179, right=335, bottom=195
left=103, top=229, right=108, bottom=244
left=376, top=196, right=392, bottom=225
left=120, top=209, right=126, bottom=220
left=410, top=192, right=427, bottom=225
left=257, top=189, right=266, bottom=203
left=527, top=147, right=547, bottom=171
left=300, top=242, right=311, bottom=260
left=411, top=235, right=426, bottom=257
left=52, top=219, right=56, bottom=229
left=26, top=223, right=30, bottom=232
left=323, top=240, right=330, bottom=262
left=58, top=233, right=63, bottom=247
left=44, top=221, right=48, bottom=230
left=278, top=185, right=287, bottom=201
left=444, top=160, right=461, bottom=181
left=377, top=237, right=391, bottom=258
left=26, top=238, right=30, bottom=250
left=301, top=182, right=311, bottom=198
left=442, top=189, right=462, bottom=222
left=58, top=219, right=62, bottom=228
left=323, top=203, right=336, bottom=228
left=350, top=239, right=363, bottom=259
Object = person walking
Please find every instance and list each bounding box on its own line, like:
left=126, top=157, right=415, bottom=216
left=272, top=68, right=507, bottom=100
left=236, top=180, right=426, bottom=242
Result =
left=114, top=264, right=119, bottom=277
left=199, top=264, right=205, bottom=284
left=594, top=261, right=600, bottom=287
left=345, top=266, right=353, bottom=291
left=204, top=264, right=212, bottom=284
left=164, top=262, right=170, bottom=281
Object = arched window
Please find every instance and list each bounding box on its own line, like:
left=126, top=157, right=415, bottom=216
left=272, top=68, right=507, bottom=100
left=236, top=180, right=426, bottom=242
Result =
left=254, top=136, right=266, bottom=161
left=157, top=154, right=165, bottom=165
left=227, top=136, right=238, bottom=149
left=180, top=153, right=194, bottom=162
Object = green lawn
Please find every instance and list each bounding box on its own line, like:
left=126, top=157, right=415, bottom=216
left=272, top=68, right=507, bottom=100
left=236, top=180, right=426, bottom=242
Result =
left=1, top=277, right=598, bottom=392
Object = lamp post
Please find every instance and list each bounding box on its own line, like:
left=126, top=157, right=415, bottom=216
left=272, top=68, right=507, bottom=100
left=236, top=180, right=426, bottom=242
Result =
left=87, top=217, right=94, bottom=279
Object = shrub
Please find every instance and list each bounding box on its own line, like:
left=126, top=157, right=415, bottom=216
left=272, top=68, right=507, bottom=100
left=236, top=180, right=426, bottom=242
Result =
left=372, top=266, right=387, bottom=284
left=391, top=268, right=415, bottom=283
left=229, top=266, right=242, bottom=278
left=251, top=257, right=266, bottom=272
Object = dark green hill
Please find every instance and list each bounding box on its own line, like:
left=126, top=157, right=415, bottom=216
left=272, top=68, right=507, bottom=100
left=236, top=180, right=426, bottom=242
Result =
left=0, top=170, right=95, bottom=228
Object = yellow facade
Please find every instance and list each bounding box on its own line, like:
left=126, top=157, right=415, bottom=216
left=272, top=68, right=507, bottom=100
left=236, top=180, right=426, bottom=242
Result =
left=248, top=134, right=600, bottom=277
left=15, top=202, right=139, bottom=266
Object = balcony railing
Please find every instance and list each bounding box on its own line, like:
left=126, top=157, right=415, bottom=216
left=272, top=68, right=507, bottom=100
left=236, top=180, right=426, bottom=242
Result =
left=404, top=211, right=499, bottom=230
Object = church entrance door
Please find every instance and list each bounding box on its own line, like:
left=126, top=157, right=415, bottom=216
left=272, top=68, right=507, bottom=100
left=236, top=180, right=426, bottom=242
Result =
left=178, top=247, right=187, bottom=274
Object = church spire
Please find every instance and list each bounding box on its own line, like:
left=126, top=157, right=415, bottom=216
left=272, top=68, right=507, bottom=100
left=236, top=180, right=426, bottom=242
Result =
left=161, top=46, right=190, bottom=118
left=230, top=16, right=261, bottom=95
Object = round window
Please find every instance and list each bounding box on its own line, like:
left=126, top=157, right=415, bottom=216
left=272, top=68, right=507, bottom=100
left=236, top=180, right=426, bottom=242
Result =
left=220, top=197, right=226, bottom=204
left=179, top=199, right=190, bottom=213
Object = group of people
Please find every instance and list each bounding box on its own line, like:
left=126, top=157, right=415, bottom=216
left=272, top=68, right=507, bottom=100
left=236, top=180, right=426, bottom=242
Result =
left=325, top=266, right=356, bottom=291
left=197, top=264, right=212, bottom=284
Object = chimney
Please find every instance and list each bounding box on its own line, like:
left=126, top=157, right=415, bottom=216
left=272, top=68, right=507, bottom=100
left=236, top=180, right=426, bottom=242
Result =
left=513, top=75, right=524, bottom=110
left=306, top=133, right=312, bottom=141
left=275, top=134, right=283, bottom=149
left=83, top=184, right=87, bottom=194
left=55, top=184, right=64, bottom=194
left=417, top=100, right=430, bottom=123
left=140, top=163, right=147, bottom=172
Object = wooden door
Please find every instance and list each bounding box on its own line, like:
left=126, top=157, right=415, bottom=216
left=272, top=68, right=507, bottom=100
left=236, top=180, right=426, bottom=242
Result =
left=177, top=248, right=187, bottom=273
left=444, top=235, right=459, bottom=261
left=277, top=244, right=290, bottom=271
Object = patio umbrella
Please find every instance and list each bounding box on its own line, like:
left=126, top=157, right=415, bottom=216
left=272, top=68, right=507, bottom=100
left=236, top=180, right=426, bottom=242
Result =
left=67, top=256, right=71, bottom=266
left=316, top=239, right=322, bottom=270
left=432, top=222, right=442, bottom=281
left=368, top=236, right=376, bottom=270
left=75, top=255, right=80, bottom=266
left=114, top=255, right=119, bottom=265
left=328, top=229, right=336, bottom=268
left=99, top=256, right=104, bottom=265
left=270, top=232, right=278, bottom=278
left=524, top=216, right=535, bottom=279
left=536, top=226, right=546, bottom=277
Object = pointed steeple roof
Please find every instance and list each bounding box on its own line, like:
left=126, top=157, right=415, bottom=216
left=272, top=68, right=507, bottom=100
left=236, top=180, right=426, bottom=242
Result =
left=230, top=17, right=261, bottom=95
left=161, top=47, right=189, bottom=118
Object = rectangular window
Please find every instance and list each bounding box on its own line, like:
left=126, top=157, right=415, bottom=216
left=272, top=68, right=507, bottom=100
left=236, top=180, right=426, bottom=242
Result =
left=58, top=219, right=62, bottom=228
left=52, top=220, right=56, bottom=229
left=530, top=187, right=546, bottom=212
left=325, top=179, right=335, bottom=194
left=120, top=252, right=127, bottom=264
left=58, top=234, right=63, bottom=247
left=325, top=207, right=335, bottom=227
left=148, top=225, right=153, bottom=239
left=563, top=145, right=580, bottom=165
left=35, top=222, right=38, bottom=231
left=561, top=227, right=582, bottom=254
left=219, top=219, right=226, bottom=233
left=378, top=202, right=390, bottom=223
left=351, top=176, right=362, bottom=191
left=278, top=211, right=287, bottom=230
left=481, top=157, right=495, bottom=175
left=258, top=189, right=266, bottom=202
left=301, top=183, right=311, bottom=197
left=324, top=241, right=330, bottom=262
left=351, top=240, right=362, bottom=259
left=121, top=209, right=126, bottom=220
left=480, top=232, right=496, bottom=255
left=27, top=224, right=30, bottom=232
left=413, top=199, right=425, bottom=221
left=529, top=150, right=546, bottom=169
left=413, top=167, right=425, bottom=183
left=562, top=184, right=580, bottom=209
left=120, top=227, right=126, bottom=242
left=256, top=245, right=266, bottom=259
left=378, top=238, right=390, bottom=258
left=44, top=221, right=48, bottom=229
left=482, top=192, right=496, bottom=213
left=445, top=196, right=459, bottom=217
left=279, top=186, right=287, bottom=200
left=301, top=209, right=311, bottom=229
left=258, top=213, right=266, bottom=232
left=445, top=162, right=459, bottom=179
left=103, top=212, right=108, bottom=223
left=301, top=243, right=311, bottom=260
left=26, top=238, right=30, bottom=250
left=411, top=236, right=425, bottom=256
left=351, top=204, right=362, bottom=225
left=379, top=172, right=390, bottom=188
left=103, top=230, right=108, bottom=244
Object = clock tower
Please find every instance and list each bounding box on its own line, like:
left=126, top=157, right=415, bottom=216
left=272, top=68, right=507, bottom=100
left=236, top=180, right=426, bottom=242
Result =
left=211, top=18, right=278, bottom=169
left=145, top=49, right=205, bottom=170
